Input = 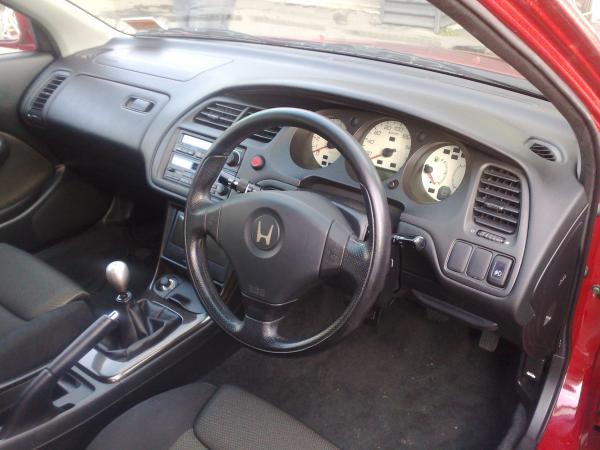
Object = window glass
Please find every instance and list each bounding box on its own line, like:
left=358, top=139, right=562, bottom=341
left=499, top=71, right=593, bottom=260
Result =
left=0, top=5, right=35, bottom=54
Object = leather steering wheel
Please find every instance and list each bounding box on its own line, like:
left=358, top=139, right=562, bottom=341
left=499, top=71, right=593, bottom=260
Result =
left=185, top=108, right=391, bottom=353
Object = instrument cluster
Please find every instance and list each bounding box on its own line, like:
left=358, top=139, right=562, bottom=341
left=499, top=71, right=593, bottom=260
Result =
left=290, top=109, right=469, bottom=203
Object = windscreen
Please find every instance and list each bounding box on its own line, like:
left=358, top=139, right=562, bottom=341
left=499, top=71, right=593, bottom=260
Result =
left=70, top=0, right=539, bottom=92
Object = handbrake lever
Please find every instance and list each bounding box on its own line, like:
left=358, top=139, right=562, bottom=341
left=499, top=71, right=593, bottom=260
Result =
left=0, top=311, right=119, bottom=439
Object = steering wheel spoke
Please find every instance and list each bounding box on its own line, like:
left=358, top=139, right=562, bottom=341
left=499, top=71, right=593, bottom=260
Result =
left=238, top=295, right=297, bottom=344
left=340, top=237, right=372, bottom=285
left=242, top=295, right=296, bottom=321
left=320, top=220, right=371, bottom=286
left=187, top=201, right=223, bottom=241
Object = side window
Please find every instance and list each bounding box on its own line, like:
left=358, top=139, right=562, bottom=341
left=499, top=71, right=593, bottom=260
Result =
left=0, top=5, right=36, bottom=55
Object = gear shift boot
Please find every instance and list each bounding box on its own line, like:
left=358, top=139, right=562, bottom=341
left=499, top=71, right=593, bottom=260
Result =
left=99, top=261, right=182, bottom=361
left=98, top=299, right=181, bottom=361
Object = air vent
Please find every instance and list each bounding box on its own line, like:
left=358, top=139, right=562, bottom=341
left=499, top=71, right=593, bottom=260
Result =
left=29, top=72, right=69, bottom=119
left=194, top=102, right=245, bottom=130
left=194, top=102, right=281, bottom=143
left=243, top=106, right=282, bottom=143
left=528, top=140, right=558, bottom=162
left=473, top=166, right=521, bottom=235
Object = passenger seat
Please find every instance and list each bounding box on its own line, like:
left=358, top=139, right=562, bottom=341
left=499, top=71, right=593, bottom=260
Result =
left=0, top=243, right=93, bottom=383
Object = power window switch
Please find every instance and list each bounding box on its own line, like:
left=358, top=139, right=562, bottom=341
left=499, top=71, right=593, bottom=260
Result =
left=487, top=255, right=513, bottom=288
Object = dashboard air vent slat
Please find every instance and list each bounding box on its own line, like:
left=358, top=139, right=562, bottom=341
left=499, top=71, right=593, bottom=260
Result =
left=194, top=102, right=244, bottom=130
left=473, top=166, right=521, bottom=235
left=29, top=73, right=68, bottom=116
left=194, top=101, right=281, bottom=143
left=242, top=106, right=282, bottom=142
left=529, top=141, right=558, bottom=162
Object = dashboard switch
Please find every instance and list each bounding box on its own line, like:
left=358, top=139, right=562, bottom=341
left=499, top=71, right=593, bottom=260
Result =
left=466, top=248, right=493, bottom=280
left=250, top=155, right=265, bottom=170
left=487, top=255, right=513, bottom=287
left=215, top=182, right=230, bottom=196
left=447, top=241, right=472, bottom=273
left=392, top=234, right=426, bottom=251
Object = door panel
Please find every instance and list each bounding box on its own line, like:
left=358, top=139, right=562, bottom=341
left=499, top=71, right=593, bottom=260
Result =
left=0, top=52, right=53, bottom=141
left=0, top=6, right=112, bottom=250
left=0, top=4, right=56, bottom=245
left=0, top=132, right=52, bottom=222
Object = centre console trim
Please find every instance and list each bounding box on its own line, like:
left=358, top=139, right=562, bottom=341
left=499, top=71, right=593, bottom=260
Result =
left=77, top=301, right=210, bottom=383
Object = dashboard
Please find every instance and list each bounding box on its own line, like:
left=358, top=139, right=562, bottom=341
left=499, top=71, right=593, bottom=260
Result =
left=19, top=36, right=589, bottom=358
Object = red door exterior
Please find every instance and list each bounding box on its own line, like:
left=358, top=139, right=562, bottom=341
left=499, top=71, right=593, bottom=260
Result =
left=478, top=1, right=600, bottom=448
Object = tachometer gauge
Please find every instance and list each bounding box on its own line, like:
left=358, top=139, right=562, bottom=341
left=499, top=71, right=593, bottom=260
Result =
left=421, top=145, right=466, bottom=201
left=311, top=118, right=346, bottom=167
left=361, top=120, right=411, bottom=178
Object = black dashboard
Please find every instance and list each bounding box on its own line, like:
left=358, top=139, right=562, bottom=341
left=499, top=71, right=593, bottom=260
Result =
left=20, top=36, right=588, bottom=357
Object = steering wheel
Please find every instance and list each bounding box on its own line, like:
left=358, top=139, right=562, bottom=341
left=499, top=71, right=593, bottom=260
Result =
left=185, top=108, right=391, bottom=353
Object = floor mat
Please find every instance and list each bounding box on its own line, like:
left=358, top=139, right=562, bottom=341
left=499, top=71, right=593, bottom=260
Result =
left=37, top=221, right=161, bottom=314
left=204, top=299, right=519, bottom=450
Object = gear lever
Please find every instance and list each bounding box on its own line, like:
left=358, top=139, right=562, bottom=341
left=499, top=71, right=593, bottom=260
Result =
left=105, top=261, right=148, bottom=346
left=106, top=261, right=132, bottom=303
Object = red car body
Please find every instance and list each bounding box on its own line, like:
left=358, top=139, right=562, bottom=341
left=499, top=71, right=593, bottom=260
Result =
left=479, top=1, right=600, bottom=449
left=0, top=11, right=35, bottom=52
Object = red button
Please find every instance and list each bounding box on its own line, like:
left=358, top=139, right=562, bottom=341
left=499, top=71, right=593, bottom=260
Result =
left=250, top=155, right=265, bottom=170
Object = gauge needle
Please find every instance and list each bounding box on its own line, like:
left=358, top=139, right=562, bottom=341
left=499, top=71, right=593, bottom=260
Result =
left=312, top=145, right=329, bottom=153
left=370, top=148, right=396, bottom=159
left=427, top=173, right=436, bottom=185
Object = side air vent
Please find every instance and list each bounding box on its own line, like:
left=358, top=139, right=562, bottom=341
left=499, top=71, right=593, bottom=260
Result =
left=28, top=72, right=69, bottom=121
left=473, top=166, right=521, bottom=235
left=194, top=102, right=281, bottom=143
left=528, top=140, right=558, bottom=162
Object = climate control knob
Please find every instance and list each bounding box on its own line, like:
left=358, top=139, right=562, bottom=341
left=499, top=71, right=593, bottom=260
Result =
left=216, top=182, right=230, bottom=196
left=226, top=150, right=242, bottom=167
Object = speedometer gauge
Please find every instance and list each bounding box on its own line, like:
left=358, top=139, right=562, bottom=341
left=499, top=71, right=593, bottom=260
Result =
left=421, top=145, right=466, bottom=201
left=361, top=120, right=411, bottom=178
left=311, top=118, right=346, bottom=167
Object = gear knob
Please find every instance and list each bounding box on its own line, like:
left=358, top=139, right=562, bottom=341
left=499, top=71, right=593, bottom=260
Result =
left=106, top=261, right=130, bottom=296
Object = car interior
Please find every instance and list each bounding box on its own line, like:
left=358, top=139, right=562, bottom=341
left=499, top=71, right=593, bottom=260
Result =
left=0, top=1, right=596, bottom=449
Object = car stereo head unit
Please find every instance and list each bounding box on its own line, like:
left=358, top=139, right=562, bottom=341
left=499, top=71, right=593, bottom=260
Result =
left=163, top=130, right=245, bottom=199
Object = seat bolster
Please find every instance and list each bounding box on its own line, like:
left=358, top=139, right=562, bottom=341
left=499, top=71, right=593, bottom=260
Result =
left=194, top=384, right=338, bottom=450
left=0, top=243, right=88, bottom=320
left=87, top=383, right=217, bottom=450
left=0, top=304, right=24, bottom=340
left=88, top=382, right=338, bottom=450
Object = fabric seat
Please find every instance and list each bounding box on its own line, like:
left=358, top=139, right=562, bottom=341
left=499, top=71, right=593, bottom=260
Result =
left=88, top=382, right=338, bottom=450
left=0, top=243, right=92, bottom=383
